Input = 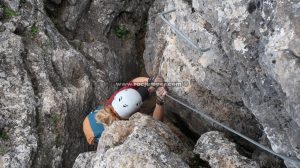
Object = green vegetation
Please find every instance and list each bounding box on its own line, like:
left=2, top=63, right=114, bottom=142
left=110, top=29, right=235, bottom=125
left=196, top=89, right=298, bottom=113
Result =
left=0, top=130, right=9, bottom=155
left=114, top=25, right=130, bottom=39
left=143, top=20, right=148, bottom=29
left=50, top=113, right=63, bottom=145
left=0, top=130, right=8, bottom=140
left=51, top=112, right=59, bottom=125
left=0, top=144, right=8, bottom=155
left=138, top=60, right=145, bottom=69
left=3, top=6, right=18, bottom=19
left=31, top=25, right=39, bottom=36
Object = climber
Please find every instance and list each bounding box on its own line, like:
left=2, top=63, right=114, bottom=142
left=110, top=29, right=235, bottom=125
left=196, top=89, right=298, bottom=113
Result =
left=83, top=76, right=168, bottom=145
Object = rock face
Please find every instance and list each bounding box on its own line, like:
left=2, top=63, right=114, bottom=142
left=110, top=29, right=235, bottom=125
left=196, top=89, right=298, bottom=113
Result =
left=145, top=0, right=262, bottom=142
left=47, top=0, right=154, bottom=83
left=1, top=0, right=300, bottom=167
left=144, top=0, right=300, bottom=167
left=73, top=113, right=191, bottom=168
left=0, top=0, right=153, bottom=168
left=194, top=131, right=259, bottom=168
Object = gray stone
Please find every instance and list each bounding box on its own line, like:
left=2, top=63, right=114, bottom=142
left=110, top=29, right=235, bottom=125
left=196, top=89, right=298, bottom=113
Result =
left=73, top=113, right=191, bottom=168
left=49, top=0, right=62, bottom=5
left=0, top=30, right=37, bottom=168
left=67, top=0, right=77, bottom=6
left=144, top=0, right=300, bottom=167
left=194, top=131, right=259, bottom=168
left=145, top=0, right=262, bottom=149
left=2, top=0, right=19, bottom=11
left=57, top=0, right=155, bottom=84
left=0, top=7, right=4, bottom=20
left=72, top=152, right=95, bottom=168
left=3, top=22, right=15, bottom=32
left=2, top=0, right=299, bottom=167
left=0, top=0, right=155, bottom=167
left=0, top=156, right=3, bottom=168
left=60, top=0, right=90, bottom=31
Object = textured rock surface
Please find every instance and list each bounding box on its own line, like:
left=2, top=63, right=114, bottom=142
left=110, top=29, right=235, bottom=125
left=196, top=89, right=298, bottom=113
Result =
left=144, top=0, right=300, bottom=167
left=0, top=0, right=153, bottom=167
left=73, top=113, right=191, bottom=168
left=1, top=0, right=299, bottom=167
left=47, top=0, right=154, bottom=83
left=194, top=131, right=259, bottom=168
left=0, top=7, right=3, bottom=20
left=0, top=23, right=37, bottom=168
left=145, top=0, right=262, bottom=149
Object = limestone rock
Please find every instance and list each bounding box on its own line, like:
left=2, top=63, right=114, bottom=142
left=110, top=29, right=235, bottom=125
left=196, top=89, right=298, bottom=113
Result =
left=73, top=113, right=191, bottom=168
left=60, top=0, right=90, bottom=31
left=0, top=28, right=37, bottom=168
left=143, top=0, right=300, bottom=167
left=0, top=7, right=3, bottom=20
left=54, top=0, right=155, bottom=85
left=72, top=152, right=95, bottom=168
left=194, top=131, right=259, bottom=168
left=2, top=0, right=19, bottom=11
left=144, top=0, right=262, bottom=153
left=49, top=0, right=61, bottom=5
left=0, top=0, right=154, bottom=167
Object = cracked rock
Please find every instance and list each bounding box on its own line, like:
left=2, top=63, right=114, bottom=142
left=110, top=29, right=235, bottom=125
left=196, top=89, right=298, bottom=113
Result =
left=194, top=131, right=259, bottom=168
left=73, top=113, right=191, bottom=168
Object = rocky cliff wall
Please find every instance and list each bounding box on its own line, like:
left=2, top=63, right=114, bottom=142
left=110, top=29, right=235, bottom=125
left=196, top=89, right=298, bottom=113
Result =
left=143, top=0, right=300, bottom=167
left=0, top=0, right=153, bottom=167
left=1, top=0, right=300, bottom=167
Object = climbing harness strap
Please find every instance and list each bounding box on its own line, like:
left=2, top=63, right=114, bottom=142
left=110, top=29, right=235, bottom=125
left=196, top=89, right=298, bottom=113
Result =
left=166, top=94, right=300, bottom=164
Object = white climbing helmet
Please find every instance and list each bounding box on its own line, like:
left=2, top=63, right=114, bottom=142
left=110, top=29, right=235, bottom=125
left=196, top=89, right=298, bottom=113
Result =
left=111, top=88, right=143, bottom=119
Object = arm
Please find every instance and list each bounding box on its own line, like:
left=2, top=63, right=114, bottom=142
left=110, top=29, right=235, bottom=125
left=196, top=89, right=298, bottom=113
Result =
left=152, top=87, right=167, bottom=121
left=132, top=76, right=165, bottom=93
left=153, top=103, right=165, bottom=121
left=131, top=77, right=149, bottom=84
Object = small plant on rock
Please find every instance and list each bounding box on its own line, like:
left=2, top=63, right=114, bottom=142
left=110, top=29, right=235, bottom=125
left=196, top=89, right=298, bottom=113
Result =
left=51, top=112, right=59, bottom=125
left=31, top=25, right=39, bottom=36
left=0, top=144, right=8, bottom=155
left=114, top=24, right=130, bottom=39
left=0, top=130, right=8, bottom=140
left=3, top=6, right=17, bottom=19
left=20, top=0, right=27, bottom=4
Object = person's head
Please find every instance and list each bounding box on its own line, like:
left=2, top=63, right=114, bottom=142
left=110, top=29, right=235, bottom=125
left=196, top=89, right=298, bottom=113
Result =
left=96, top=88, right=146, bottom=125
left=95, top=105, right=119, bottom=126
left=111, top=88, right=143, bottom=119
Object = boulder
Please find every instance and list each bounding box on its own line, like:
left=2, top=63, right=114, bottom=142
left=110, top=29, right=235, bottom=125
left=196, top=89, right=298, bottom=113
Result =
left=194, top=131, right=259, bottom=168
left=73, top=113, right=191, bottom=168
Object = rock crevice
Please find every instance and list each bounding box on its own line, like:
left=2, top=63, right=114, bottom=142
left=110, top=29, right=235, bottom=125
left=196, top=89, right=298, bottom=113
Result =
left=1, top=0, right=300, bottom=167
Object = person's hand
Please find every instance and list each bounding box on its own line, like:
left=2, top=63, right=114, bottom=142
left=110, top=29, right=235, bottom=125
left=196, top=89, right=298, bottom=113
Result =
left=156, top=87, right=167, bottom=105
left=154, top=76, right=164, bottom=84
left=148, top=76, right=165, bottom=93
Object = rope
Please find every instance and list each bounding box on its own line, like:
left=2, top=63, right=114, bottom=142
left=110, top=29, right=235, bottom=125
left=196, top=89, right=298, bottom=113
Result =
left=160, top=7, right=300, bottom=165
left=166, top=94, right=300, bottom=165
left=159, top=9, right=210, bottom=52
